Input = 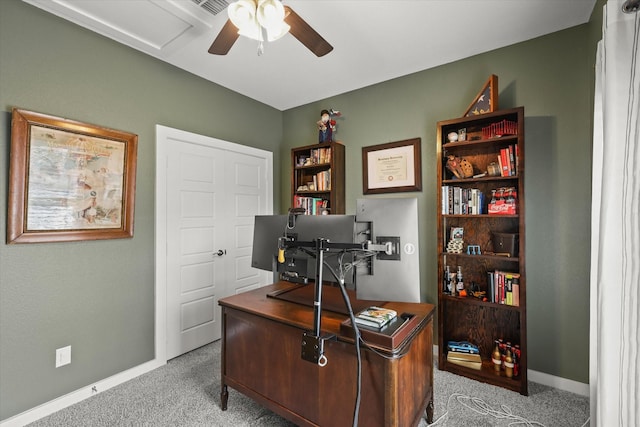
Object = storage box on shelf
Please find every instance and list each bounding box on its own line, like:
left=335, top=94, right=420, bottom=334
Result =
left=291, top=141, right=345, bottom=215
left=436, top=107, right=528, bottom=395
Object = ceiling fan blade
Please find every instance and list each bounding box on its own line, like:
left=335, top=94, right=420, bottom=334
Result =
left=284, top=6, right=333, bottom=57
left=208, top=19, right=240, bottom=55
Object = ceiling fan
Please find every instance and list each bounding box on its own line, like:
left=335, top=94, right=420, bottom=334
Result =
left=208, top=0, right=333, bottom=57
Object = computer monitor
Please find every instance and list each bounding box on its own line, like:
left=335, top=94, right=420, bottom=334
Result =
left=251, top=215, right=288, bottom=272
left=355, top=197, right=421, bottom=303
left=251, top=214, right=357, bottom=285
left=294, top=215, right=357, bottom=286
left=252, top=199, right=421, bottom=303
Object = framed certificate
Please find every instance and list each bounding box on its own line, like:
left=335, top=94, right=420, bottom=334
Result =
left=362, top=138, right=422, bottom=194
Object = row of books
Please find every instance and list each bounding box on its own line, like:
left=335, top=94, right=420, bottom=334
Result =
left=293, top=195, right=328, bottom=215
left=441, top=186, right=486, bottom=215
left=296, top=147, right=332, bottom=166
left=314, top=170, right=331, bottom=191
left=498, top=145, right=518, bottom=177
left=488, top=270, right=520, bottom=306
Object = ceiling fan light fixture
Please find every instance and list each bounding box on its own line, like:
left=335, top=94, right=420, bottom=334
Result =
left=211, top=0, right=331, bottom=57
left=228, top=0, right=262, bottom=41
left=258, top=0, right=290, bottom=41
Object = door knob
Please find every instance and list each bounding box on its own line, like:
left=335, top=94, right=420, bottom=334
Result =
left=215, top=249, right=226, bottom=256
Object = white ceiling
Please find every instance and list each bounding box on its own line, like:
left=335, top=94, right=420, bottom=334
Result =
left=23, top=0, right=597, bottom=111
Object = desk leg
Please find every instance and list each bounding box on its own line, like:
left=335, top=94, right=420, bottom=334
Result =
left=221, top=384, right=229, bottom=411
left=426, top=399, right=434, bottom=424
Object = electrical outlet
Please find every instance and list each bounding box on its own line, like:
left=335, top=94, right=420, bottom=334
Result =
left=55, top=346, right=71, bottom=368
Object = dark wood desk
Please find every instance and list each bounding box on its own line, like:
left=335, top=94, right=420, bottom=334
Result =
left=219, top=282, right=435, bottom=427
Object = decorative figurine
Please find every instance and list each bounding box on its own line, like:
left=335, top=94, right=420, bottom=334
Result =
left=317, top=109, right=337, bottom=143
left=466, top=245, right=481, bottom=255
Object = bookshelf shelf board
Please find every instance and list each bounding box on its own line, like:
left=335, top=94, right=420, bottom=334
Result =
left=442, top=360, right=523, bottom=393
left=442, top=214, right=519, bottom=219
left=442, top=135, right=518, bottom=149
left=440, top=252, right=520, bottom=263
left=442, top=176, right=518, bottom=185
left=441, top=294, right=521, bottom=311
left=294, top=163, right=331, bottom=170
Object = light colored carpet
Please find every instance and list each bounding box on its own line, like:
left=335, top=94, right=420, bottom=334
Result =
left=28, top=341, right=589, bottom=426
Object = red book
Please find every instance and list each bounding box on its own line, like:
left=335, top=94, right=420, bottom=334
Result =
left=500, top=148, right=509, bottom=177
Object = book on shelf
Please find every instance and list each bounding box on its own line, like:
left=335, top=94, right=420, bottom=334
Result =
left=447, top=355, right=482, bottom=370
left=447, top=350, right=482, bottom=370
left=509, top=145, right=516, bottom=175
left=354, top=306, right=397, bottom=329
left=500, top=148, right=509, bottom=176
left=447, top=351, right=481, bottom=363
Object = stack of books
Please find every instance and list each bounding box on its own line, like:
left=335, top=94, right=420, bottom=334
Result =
left=446, top=351, right=482, bottom=370
left=354, top=306, right=397, bottom=329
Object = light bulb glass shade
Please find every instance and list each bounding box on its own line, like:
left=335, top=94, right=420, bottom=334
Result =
left=257, top=0, right=289, bottom=41
left=237, top=22, right=263, bottom=41
left=257, top=0, right=285, bottom=27
left=266, top=22, right=290, bottom=41
left=228, top=0, right=262, bottom=41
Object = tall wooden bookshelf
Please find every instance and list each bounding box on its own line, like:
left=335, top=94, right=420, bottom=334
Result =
left=436, top=107, right=527, bottom=395
left=291, top=141, right=345, bottom=214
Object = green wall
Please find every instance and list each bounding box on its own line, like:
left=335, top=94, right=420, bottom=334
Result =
left=282, top=15, right=600, bottom=384
left=0, top=0, right=282, bottom=420
left=1, top=0, right=600, bottom=421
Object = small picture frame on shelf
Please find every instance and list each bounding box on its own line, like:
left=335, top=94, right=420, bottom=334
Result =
left=451, top=227, right=464, bottom=241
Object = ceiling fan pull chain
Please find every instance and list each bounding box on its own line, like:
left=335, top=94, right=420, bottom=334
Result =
left=257, top=40, right=265, bottom=56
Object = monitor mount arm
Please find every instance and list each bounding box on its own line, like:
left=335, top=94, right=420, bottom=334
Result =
left=279, top=236, right=390, bottom=366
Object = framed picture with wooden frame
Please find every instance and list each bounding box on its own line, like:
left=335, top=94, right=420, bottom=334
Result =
left=362, top=138, right=422, bottom=194
left=7, top=108, right=138, bottom=244
left=463, top=74, right=498, bottom=117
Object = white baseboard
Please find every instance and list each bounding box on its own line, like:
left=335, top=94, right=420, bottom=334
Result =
left=0, top=358, right=165, bottom=427
left=433, top=345, right=589, bottom=397
left=527, top=369, right=589, bottom=396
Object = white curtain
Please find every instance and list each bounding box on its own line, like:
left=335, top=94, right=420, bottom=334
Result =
left=590, top=1, right=640, bottom=426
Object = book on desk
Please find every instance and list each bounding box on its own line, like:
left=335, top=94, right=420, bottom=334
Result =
left=354, top=306, right=398, bottom=328
left=340, top=311, right=422, bottom=352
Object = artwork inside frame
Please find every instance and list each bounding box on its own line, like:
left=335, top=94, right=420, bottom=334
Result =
left=7, top=108, right=138, bottom=244
left=463, top=74, right=499, bottom=117
left=362, top=138, right=422, bottom=194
